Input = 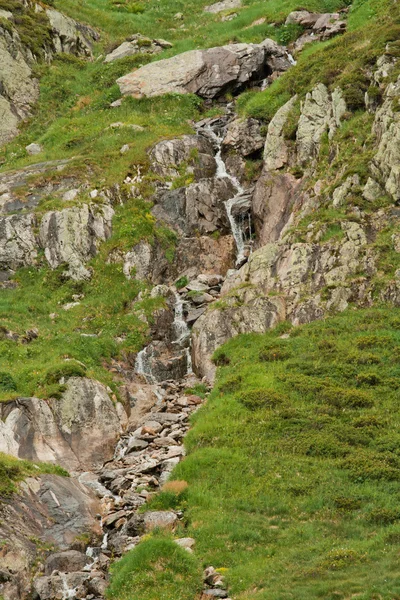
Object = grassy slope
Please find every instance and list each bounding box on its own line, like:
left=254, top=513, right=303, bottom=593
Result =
left=0, top=452, right=68, bottom=495
left=110, top=308, right=400, bottom=600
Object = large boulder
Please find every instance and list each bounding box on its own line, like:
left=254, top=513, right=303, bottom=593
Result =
left=117, top=39, right=290, bottom=99
left=39, top=203, right=114, bottom=280
left=46, top=8, right=97, bottom=57
left=204, top=0, right=242, bottom=13
left=153, top=177, right=235, bottom=235
left=222, top=117, right=264, bottom=157
left=0, top=378, right=125, bottom=471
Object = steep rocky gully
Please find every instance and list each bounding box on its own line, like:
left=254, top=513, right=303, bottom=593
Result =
left=1, top=2, right=400, bottom=599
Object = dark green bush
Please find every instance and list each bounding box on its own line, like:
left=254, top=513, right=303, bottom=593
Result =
left=333, top=496, right=362, bottom=512
left=0, top=372, right=17, bottom=392
left=238, top=388, right=287, bottom=411
left=259, top=344, right=292, bottom=362
left=367, top=508, right=400, bottom=525
left=356, top=372, right=382, bottom=386
left=343, top=451, right=400, bottom=482
left=320, top=387, right=373, bottom=409
left=212, top=348, right=231, bottom=366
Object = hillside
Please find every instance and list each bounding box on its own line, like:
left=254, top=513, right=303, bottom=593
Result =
left=0, top=0, right=400, bottom=598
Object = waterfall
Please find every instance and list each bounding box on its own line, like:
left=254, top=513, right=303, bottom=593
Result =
left=60, top=574, right=78, bottom=600
left=172, top=290, right=191, bottom=345
left=135, top=346, right=156, bottom=384
left=201, top=124, right=250, bottom=266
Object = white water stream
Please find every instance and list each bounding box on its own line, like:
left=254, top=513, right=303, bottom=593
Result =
left=203, top=125, right=250, bottom=266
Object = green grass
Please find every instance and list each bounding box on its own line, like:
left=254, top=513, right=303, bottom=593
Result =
left=0, top=452, right=68, bottom=496
left=114, top=307, right=400, bottom=600
left=106, top=535, right=202, bottom=600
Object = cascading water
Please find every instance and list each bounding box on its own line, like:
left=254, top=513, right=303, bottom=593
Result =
left=200, top=124, right=251, bottom=266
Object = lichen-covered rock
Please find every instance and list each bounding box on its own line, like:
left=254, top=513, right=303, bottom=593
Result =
left=46, top=8, right=97, bottom=57
left=204, top=0, right=242, bottom=13
left=297, top=84, right=346, bottom=164
left=149, top=135, right=217, bottom=180
left=0, top=213, right=37, bottom=270
left=372, top=75, right=400, bottom=201
left=264, top=95, right=297, bottom=170
left=117, top=39, right=290, bottom=99
left=0, top=26, right=39, bottom=146
left=332, top=174, right=360, bottom=208
left=39, top=203, right=114, bottom=280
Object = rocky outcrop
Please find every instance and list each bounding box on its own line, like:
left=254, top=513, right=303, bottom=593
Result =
left=0, top=213, right=37, bottom=270
left=0, top=378, right=126, bottom=472
left=297, top=84, right=346, bottom=164
left=264, top=95, right=297, bottom=170
left=153, top=178, right=235, bottom=235
left=287, top=10, right=347, bottom=52
left=0, top=474, right=100, bottom=600
left=117, top=39, right=291, bottom=99
left=104, top=34, right=172, bottom=62
left=39, top=203, right=114, bottom=280
left=149, top=135, right=217, bottom=181
left=0, top=6, right=96, bottom=147
left=372, top=75, right=400, bottom=201
left=0, top=25, right=39, bottom=146
left=193, top=218, right=377, bottom=382
left=45, top=8, right=97, bottom=57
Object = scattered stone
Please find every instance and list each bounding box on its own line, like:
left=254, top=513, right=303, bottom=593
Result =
left=120, top=144, right=130, bottom=154
left=204, top=0, right=241, bottom=13
left=143, top=511, right=178, bottom=531
left=26, top=143, right=43, bottom=155
left=62, top=188, right=79, bottom=201
left=174, top=537, right=195, bottom=551
left=105, top=34, right=172, bottom=63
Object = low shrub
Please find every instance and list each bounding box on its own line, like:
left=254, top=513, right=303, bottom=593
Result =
left=333, top=496, right=362, bottom=512
left=237, top=388, right=287, bottom=411
left=259, top=344, right=292, bottom=362
left=0, top=372, right=17, bottom=392
left=367, top=508, right=400, bottom=525
left=320, top=387, right=373, bottom=409
left=44, top=362, right=87, bottom=384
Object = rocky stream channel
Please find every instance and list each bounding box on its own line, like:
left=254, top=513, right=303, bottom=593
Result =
left=2, top=113, right=256, bottom=600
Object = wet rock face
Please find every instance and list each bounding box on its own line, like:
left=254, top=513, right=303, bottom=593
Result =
left=0, top=378, right=126, bottom=471
left=117, top=39, right=290, bottom=99
left=153, top=177, right=235, bottom=235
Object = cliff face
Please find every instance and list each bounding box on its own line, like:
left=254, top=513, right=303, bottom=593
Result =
left=1, top=0, right=400, bottom=598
